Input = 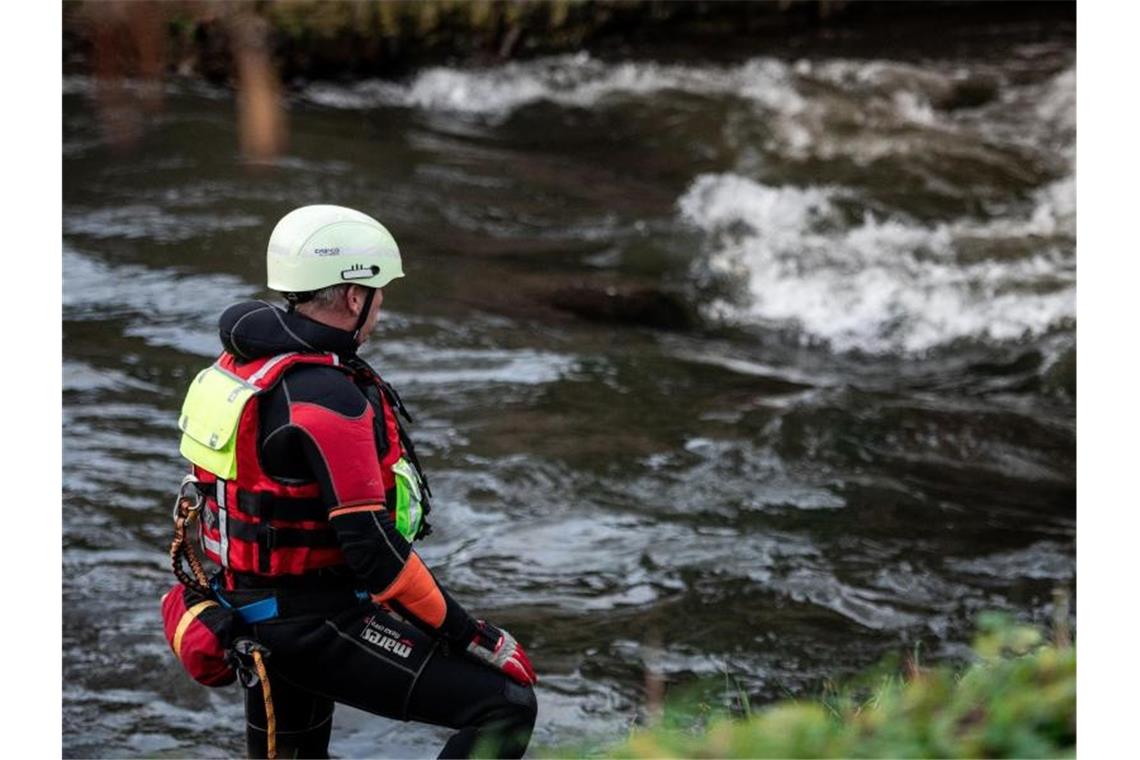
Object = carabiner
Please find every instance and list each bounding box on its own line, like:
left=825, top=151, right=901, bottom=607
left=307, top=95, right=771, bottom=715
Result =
left=172, top=474, right=204, bottom=521
left=231, top=638, right=273, bottom=688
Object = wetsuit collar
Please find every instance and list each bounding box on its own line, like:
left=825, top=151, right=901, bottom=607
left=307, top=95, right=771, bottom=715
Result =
left=219, top=300, right=359, bottom=362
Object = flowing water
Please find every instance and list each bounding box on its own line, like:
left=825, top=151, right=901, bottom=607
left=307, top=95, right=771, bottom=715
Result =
left=63, top=23, right=1075, bottom=758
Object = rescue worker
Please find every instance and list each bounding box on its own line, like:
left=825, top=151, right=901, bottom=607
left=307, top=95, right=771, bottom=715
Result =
left=175, top=205, right=538, bottom=758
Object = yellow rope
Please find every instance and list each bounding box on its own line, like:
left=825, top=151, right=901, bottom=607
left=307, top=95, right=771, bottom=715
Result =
left=252, top=649, right=276, bottom=760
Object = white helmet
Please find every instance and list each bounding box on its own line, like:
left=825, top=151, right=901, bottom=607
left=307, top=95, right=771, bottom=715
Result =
left=266, top=205, right=404, bottom=294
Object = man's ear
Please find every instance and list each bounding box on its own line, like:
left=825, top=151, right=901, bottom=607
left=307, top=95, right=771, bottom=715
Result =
left=344, top=284, right=363, bottom=316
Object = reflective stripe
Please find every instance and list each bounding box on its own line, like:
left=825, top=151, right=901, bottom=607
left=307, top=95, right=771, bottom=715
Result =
left=202, top=533, right=222, bottom=557
left=246, top=351, right=337, bottom=387
left=406, top=500, right=422, bottom=536
left=173, top=600, right=217, bottom=659
left=217, top=479, right=229, bottom=567
left=210, top=361, right=256, bottom=388
left=247, top=352, right=298, bottom=386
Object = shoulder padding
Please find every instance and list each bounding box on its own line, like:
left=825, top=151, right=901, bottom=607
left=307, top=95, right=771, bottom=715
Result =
left=281, top=364, right=368, bottom=418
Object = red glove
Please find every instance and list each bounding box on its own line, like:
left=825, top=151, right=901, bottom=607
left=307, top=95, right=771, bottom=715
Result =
left=465, top=620, right=538, bottom=686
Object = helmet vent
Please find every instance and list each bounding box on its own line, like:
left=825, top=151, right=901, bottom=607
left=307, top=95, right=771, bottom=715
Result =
left=341, top=264, right=381, bottom=281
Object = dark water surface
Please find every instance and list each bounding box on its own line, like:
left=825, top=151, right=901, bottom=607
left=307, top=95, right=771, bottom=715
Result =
left=63, top=25, right=1074, bottom=758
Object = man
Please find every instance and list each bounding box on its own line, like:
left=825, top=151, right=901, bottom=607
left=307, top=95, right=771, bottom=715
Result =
left=174, top=205, right=537, bottom=758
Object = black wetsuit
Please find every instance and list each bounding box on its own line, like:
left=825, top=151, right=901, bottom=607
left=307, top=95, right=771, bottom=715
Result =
left=215, top=301, right=536, bottom=759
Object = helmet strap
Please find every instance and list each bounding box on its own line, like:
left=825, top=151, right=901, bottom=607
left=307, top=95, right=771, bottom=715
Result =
left=352, top=287, right=377, bottom=344
left=284, top=291, right=315, bottom=314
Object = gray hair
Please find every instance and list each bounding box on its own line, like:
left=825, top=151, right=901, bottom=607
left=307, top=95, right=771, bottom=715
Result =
left=299, top=284, right=351, bottom=310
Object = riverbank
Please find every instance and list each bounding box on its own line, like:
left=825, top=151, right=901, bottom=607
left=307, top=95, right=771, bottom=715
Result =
left=570, top=615, right=1075, bottom=758
left=64, top=1, right=1074, bottom=84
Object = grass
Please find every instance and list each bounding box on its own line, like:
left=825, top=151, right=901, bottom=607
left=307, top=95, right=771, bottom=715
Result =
left=542, top=612, right=1075, bottom=759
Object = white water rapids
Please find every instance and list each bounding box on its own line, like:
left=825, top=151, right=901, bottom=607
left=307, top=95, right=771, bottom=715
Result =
left=302, top=52, right=1075, bottom=354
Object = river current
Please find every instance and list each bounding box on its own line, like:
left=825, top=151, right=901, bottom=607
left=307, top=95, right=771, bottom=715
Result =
left=63, top=26, right=1074, bottom=758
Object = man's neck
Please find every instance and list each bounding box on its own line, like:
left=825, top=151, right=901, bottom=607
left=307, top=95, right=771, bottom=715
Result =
left=296, top=305, right=357, bottom=333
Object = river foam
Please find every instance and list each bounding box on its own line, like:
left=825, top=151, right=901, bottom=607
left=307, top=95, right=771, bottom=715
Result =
left=302, top=52, right=805, bottom=116
left=678, top=172, right=1075, bottom=354
left=298, top=53, right=1068, bottom=138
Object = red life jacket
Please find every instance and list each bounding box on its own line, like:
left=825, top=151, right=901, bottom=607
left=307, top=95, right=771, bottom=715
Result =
left=191, top=351, right=409, bottom=578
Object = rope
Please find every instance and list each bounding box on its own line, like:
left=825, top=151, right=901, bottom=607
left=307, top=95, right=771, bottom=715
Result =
left=252, top=649, right=276, bottom=760
left=168, top=481, right=277, bottom=758
left=170, top=494, right=211, bottom=594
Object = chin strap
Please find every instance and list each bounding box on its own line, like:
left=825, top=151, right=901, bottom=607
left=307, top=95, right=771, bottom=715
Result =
left=352, top=287, right=377, bottom=343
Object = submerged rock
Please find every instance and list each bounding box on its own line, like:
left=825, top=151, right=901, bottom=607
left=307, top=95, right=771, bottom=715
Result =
left=549, top=284, right=695, bottom=330
left=932, top=73, right=1001, bottom=111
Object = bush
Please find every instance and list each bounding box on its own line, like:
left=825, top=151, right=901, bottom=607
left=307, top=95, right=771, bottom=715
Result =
left=552, top=614, right=1075, bottom=759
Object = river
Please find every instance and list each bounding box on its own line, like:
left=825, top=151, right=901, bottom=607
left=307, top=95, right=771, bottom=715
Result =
left=63, top=22, right=1074, bottom=758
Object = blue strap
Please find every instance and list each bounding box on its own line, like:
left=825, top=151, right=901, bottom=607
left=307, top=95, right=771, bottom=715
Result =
left=209, top=577, right=368, bottom=624
left=209, top=578, right=281, bottom=623
left=234, top=596, right=280, bottom=624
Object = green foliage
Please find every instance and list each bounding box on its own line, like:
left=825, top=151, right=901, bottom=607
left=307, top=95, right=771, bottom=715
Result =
left=549, top=617, right=1075, bottom=759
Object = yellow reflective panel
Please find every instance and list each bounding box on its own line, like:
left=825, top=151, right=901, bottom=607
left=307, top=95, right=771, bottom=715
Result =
left=177, top=365, right=256, bottom=479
